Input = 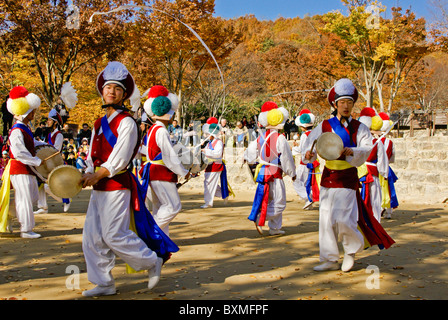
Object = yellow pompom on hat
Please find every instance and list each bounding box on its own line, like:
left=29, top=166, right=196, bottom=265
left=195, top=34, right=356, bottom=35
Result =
left=371, top=115, right=384, bottom=132
left=7, top=86, right=41, bottom=119
left=258, top=101, right=289, bottom=129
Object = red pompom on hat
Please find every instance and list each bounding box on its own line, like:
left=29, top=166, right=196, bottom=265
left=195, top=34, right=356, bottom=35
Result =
left=360, top=107, right=376, bottom=118
left=299, top=109, right=311, bottom=116
left=378, top=112, right=390, bottom=121
left=206, top=117, right=219, bottom=125
left=148, top=85, right=169, bottom=98
left=9, top=86, right=29, bottom=100
left=261, top=101, right=278, bottom=113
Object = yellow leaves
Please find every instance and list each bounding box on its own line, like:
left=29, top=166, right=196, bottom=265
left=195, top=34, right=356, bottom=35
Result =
left=373, top=42, right=397, bottom=65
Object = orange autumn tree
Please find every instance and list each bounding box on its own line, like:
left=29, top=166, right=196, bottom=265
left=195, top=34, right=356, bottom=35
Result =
left=0, top=0, right=130, bottom=110
left=125, top=0, right=240, bottom=125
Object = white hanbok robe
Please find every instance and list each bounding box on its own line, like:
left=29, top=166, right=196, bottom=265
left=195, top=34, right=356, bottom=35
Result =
left=302, top=118, right=373, bottom=263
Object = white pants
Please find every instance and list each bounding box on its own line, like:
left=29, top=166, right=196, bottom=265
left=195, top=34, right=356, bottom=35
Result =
left=368, top=176, right=382, bottom=223
left=10, top=174, right=39, bottom=233
left=318, top=187, right=364, bottom=262
left=204, top=171, right=224, bottom=206
left=37, top=184, right=48, bottom=210
left=293, top=164, right=309, bottom=201
left=264, top=179, right=286, bottom=230
left=147, top=181, right=182, bottom=237
left=82, top=189, right=158, bottom=287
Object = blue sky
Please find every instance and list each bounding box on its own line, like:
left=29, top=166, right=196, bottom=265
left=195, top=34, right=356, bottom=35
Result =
left=214, top=0, right=435, bottom=22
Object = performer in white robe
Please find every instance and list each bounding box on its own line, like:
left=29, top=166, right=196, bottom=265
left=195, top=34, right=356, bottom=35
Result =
left=141, top=85, right=190, bottom=237
left=35, top=108, right=67, bottom=214
left=245, top=102, right=296, bottom=236
left=201, top=123, right=233, bottom=208
left=378, top=112, right=398, bottom=219
left=358, top=108, right=389, bottom=223
left=0, top=86, right=46, bottom=238
left=292, top=109, right=320, bottom=210
left=302, top=79, right=395, bottom=272
left=81, top=62, right=169, bottom=297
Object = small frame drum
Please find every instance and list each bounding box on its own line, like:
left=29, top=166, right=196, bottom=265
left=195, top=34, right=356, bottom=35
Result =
left=316, top=132, right=344, bottom=161
left=47, top=165, right=82, bottom=199
left=35, top=145, right=64, bottom=179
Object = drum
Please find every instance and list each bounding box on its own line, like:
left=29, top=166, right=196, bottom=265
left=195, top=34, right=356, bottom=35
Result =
left=47, top=165, right=82, bottom=199
left=35, top=145, right=64, bottom=179
left=316, top=132, right=344, bottom=161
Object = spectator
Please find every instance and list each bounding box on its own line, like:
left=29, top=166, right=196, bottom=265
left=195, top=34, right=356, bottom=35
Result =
left=241, top=116, right=248, bottom=128
left=54, top=98, right=70, bottom=124
left=76, top=152, right=87, bottom=173
left=80, top=137, right=89, bottom=154
left=219, top=118, right=232, bottom=147
left=0, top=150, right=10, bottom=180
left=66, top=151, right=76, bottom=167
left=67, top=137, right=77, bottom=150
left=1, top=95, right=13, bottom=137
left=77, top=123, right=92, bottom=145
left=168, top=119, right=182, bottom=144
left=284, top=119, right=291, bottom=140
left=34, top=120, right=48, bottom=141
left=234, top=121, right=248, bottom=148
left=62, top=124, right=75, bottom=141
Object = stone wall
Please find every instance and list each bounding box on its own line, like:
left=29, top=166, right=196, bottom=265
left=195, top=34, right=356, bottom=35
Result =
left=181, top=132, right=448, bottom=205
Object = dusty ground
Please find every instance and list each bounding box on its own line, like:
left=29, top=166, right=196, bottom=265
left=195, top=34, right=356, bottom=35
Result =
left=1, top=187, right=448, bottom=301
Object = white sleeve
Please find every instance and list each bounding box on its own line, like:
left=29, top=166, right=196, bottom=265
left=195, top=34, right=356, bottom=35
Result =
left=204, top=140, right=223, bottom=160
left=376, top=140, right=389, bottom=178
left=54, top=133, right=64, bottom=152
left=345, top=123, right=373, bottom=168
left=101, top=117, right=138, bottom=177
left=9, top=130, right=42, bottom=167
left=301, top=123, right=322, bottom=164
left=244, top=140, right=259, bottom=164
left=155, top=127, right=189, bottom=177
left=278, top=135, right=296, bottom=178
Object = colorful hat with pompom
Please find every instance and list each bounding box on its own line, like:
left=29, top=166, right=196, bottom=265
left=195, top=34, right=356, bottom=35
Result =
left=202, top=117, right=219, bottom=136
left=96, top=61, right=135, bottom=100
left=328, top=78, right=359, bottom=107
left=208, top=123, right=222, bottom=138
left=7, top=86, right=41, bottom=119
left=48, top=108, right=63, bottom=126
left=378, top=112, right=394, bottom=132
left=258, top=101, right=289, bottom=129
left=295, top=109, right=315, bottom=128
left=359, top=107, right=383, bottom=131
left=143, top=85, right=179, bottom=121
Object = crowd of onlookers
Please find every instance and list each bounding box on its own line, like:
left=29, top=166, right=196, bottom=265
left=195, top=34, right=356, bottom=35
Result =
left=0, top=121, right=92, bottom=180
left=171, top=115, right=302, bottom=149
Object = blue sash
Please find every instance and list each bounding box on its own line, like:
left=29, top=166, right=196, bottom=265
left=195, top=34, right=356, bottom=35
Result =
left=305, top=163, right=315, bottom=202
left=98, top=118, right=178, bottom=261
left=140, top=152, right=163, bottom=197
left=12, top=123, right=34, bottom=139
left=328, top=117, right=355, bottom=148
left=388, top=167, right=399, bottom=208
left=101, top=115, right=118, bottom=148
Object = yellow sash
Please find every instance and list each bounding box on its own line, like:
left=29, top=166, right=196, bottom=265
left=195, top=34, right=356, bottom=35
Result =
left=379, top=174, right=391, bottom=209
left=0, top=161, right=12, bottom=233
left=144, top=159, right=165, bottom=166
left=357, top=163, right=368, bottom=179
left=325, top=160, right=354, bottom=171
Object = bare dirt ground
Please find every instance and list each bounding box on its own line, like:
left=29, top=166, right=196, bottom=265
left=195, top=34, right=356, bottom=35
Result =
left=1, top=188, right=448, bottom=301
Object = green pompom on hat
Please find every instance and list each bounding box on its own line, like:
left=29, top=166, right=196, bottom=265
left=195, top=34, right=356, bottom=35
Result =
left=151, top=96, right=172, bottom=117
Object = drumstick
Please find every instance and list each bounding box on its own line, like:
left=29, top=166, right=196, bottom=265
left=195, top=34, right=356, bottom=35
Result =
left=43, top=152, right=60, bottom=161
left=310, top=139, right=317, bottom=154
